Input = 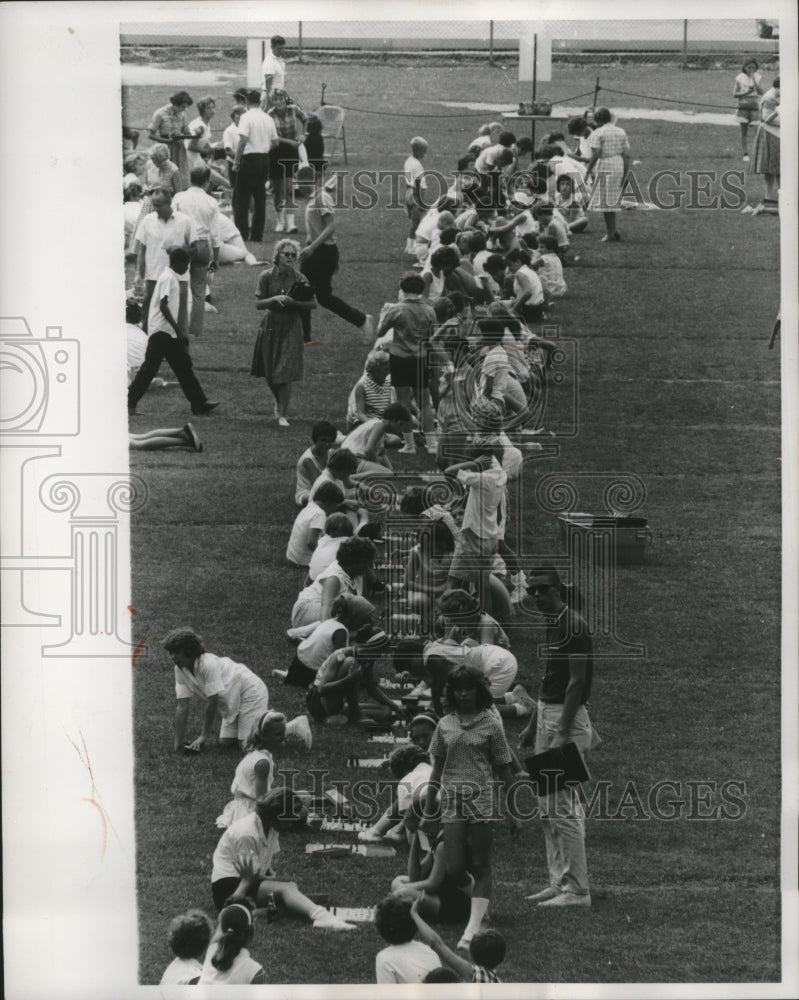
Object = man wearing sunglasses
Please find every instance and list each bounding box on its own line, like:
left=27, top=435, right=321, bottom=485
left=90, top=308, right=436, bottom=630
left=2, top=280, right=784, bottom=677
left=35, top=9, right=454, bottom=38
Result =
left=519, top=567, right=598, bottom=908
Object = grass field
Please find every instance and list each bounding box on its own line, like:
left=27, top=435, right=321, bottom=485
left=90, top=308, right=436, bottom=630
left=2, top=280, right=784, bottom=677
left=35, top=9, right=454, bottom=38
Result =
left=124, top=59, right=781, bottom=985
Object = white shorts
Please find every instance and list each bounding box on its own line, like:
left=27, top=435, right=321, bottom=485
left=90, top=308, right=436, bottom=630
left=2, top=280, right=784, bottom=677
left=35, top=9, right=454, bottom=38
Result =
left=219, top=678, right=270, bottom=741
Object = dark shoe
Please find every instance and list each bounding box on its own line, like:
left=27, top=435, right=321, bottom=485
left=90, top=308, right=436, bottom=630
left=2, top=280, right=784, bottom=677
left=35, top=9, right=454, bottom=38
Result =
left=183, top=422, right=203, bottom=452
left=191, top=400, right=220, bottom=415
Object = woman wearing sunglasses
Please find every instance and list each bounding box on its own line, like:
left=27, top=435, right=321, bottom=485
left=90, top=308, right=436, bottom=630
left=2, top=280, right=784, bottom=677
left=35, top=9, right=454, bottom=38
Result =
left=251, top=238, right=316, bottom=426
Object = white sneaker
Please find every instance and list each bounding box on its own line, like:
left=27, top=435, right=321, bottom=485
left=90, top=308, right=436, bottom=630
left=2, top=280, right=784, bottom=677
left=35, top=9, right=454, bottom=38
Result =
left=511, top=684, right=537, bottom=714
left=383, top=825, right=406, bottom=843
left=357, top=828, right=384, bottom=843
left=286, top=714, right=313, bottom=749
left=275, top=220, right=285, bottom=233
left=456, top=931, right=474, bottom=951
left=312, top=909, right=357, bottom=930
left=397, top=444, right=416, bottom=454
left=278, top=416, right=290, bottom=427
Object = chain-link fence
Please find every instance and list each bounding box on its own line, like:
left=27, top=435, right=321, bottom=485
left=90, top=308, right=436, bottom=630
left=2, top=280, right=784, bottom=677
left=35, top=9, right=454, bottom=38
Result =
left=123, top=18, right=780, bottom=68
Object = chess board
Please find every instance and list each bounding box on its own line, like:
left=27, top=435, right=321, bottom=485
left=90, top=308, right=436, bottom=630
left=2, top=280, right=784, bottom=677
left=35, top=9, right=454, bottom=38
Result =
left=368, top=734, right=411, bottom=745
left=306, top=842, right=396, bottom=858
left=347, top=756, right=391, bottom=768
left=329, top=907, right=376, bottom=923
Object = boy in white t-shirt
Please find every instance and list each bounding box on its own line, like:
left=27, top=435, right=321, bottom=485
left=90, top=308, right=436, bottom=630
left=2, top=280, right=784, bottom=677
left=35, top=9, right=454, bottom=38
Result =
left=160, top=910, right=213, bottom=985
left=404, top=136, right=429, bottom=255
left=374, top=896, right=439, bottom=984
left=128, top=247, right=219, bottom=416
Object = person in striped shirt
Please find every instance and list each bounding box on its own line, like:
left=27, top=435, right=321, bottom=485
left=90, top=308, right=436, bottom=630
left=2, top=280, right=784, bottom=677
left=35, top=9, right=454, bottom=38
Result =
left=346, top=351, right=396, bottom=429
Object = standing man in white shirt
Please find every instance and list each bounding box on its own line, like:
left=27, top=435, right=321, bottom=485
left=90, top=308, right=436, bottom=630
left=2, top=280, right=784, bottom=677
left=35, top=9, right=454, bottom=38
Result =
left=233, top=89, right=279, bottom=242
left=173, top=165, right=222, bottom=340
left=260, top=34, right=287, bottom=110
left=133, top=186, right=198, bottom=334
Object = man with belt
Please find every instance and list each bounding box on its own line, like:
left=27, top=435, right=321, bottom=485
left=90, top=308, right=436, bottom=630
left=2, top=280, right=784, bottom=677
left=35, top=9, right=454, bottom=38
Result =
left=133, top=186, right=197, bottom=335
left=520, top=567, right=599, bottom=907
left=173, top=165, right=222, bottom=340
left=233, top=89, right=279, bottom=242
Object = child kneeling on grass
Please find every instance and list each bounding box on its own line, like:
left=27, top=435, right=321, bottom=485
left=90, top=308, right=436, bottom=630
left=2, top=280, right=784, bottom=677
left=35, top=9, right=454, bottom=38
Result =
left=305, top=627, right=408, bottom=725
left=285, top=592, right=375, bottom=688
left=211, top=786, right=356, bottom=930
left=410, top=896, right=506, bottom=982
left=374, top=896, right=440, bottom=984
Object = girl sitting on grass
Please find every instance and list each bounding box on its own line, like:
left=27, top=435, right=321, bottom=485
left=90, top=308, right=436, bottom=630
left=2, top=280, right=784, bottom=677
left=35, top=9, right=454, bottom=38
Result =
left=555, top=174, right=589, bottom=233
left=307, top=511, right=353, bottom=582
left=359, top=743, right=432, bottom=844
left=210, top=786, right=356, bottom=929
left=306, top=628, right=408, bottom=725
left=197, top=898, right=266, bottom=985
left=215, top=711, right=286, bottom=829
left=437, top=589, right=509, bottom=649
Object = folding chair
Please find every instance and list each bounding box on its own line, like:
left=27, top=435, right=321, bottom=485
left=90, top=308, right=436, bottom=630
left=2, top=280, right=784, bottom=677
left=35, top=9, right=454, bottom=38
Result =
left=314, top=104, right=348, bottom=165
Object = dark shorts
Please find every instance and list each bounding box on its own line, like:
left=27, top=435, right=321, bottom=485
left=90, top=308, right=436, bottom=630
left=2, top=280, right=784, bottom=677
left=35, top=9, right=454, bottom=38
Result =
left=390, top=353, right=430, bottom=395
left=438, top=884, right=472, bottom=923
left=212, top=877, right=245, bottom=912
left=305, top=685, right=328, bottom=722
left=284, top=653, right=317, bottom=688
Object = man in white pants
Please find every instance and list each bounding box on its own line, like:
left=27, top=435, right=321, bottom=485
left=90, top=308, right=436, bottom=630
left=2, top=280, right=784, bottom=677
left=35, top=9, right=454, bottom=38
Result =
left=520, top=567, right=599, bottom=907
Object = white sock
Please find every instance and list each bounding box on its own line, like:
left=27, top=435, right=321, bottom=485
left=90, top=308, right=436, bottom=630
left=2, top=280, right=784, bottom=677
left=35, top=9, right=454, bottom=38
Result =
left=309, top=905, right=325, bottom=921
left=464, top=896, right=489, bottom=938
left=403, top=432, right=415, bottom=449
left=286, top=213, right=295, bottom=229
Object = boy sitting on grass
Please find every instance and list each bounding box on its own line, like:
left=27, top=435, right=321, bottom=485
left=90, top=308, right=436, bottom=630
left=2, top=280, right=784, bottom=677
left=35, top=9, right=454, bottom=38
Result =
left=409, top=897, right=507, bottom=982
left=374, top=896, right=440, bottom=984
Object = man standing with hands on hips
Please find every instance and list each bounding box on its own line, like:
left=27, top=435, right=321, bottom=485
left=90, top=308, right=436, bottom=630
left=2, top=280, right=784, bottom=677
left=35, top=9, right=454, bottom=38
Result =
left=519, top=567, right=600, bottom=908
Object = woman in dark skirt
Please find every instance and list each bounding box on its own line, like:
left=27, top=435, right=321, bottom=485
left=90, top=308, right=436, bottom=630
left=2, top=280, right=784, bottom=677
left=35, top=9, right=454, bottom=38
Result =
left=250, top=238, right=316, bottom=427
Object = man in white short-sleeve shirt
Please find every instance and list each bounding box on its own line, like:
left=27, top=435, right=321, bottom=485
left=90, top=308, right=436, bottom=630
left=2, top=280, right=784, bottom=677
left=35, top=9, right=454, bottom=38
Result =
left=233, top=89, right=279, bottom=242
left=134, top=187, right=197, bottom=333
left=173, top=165, right=222, bottom=340
left=261, top=34, right=287, bottom=108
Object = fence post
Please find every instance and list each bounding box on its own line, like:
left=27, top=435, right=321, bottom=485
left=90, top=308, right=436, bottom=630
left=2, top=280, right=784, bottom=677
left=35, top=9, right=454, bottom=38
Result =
left=489, top=20, right=494, bottom=66
left=298, top=22, right=303, bottom=63
left=681, top=20, right=688, bottom=69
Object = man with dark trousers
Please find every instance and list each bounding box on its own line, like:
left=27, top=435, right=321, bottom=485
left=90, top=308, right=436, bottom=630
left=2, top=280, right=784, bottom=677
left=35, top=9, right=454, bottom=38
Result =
left=128, top=248, right=219, bottom=416
left=233, top=89, right=278, bottom=241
